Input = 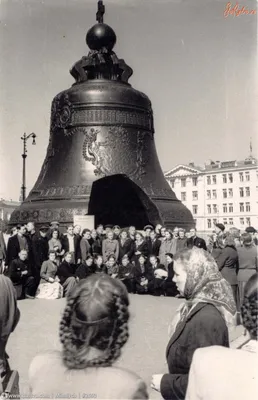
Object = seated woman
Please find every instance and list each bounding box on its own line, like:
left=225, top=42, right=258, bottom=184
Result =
left=164, top=253, right=179, bottom=297
left=48, top=229, right=64, bottom=266
left=0, top=275, right=20, bottom=380
left=35, top=251, right=63, bottom=299
left=118, top=255, right=135, bottom=293
left=151, top=247, right=236, bottom=400
left=28, top=274, right=148, bottom=399
left=148, top=255, right=167, bottom=296
left=94, top=254, right=107, bottom=274
left=134, top=254, right=151, bottom=295
left=75, top=255, right=95, bottom=280
left=185, top=272, right=258, bottom=400
left=57, top=252, right=77, bottom=297
left=105, top=254, right=119, bottom=278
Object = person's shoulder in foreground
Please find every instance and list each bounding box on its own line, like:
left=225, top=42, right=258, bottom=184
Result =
left=29, top=350, right=148, bottom=400
left=185, top=345, right=258, bottom=400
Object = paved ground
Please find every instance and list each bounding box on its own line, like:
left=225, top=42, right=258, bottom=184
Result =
left=7, top=295, right=244, bottom=399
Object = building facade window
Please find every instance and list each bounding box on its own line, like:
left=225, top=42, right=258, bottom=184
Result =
left=207, top=204, right=211, bottom=214
left=213, top=204, right=218, bottom=214
left=229, top=218, right=233, bottom=225
left=228, top=173, right=233, bottom=183
left=239, top=203, right=244, bottom=212
left=239, top=172, right=244, bottom=182
left=212, top=175, right=217, bottom=184
left=245, top=172, right=250, bottom=181
left=181, top=178, right=186, bottom=187
left=212, top=190, right=217, bottom=199
left=245, top=187, right=250, bottom=197
left=213, top=219, right=217, bottom=225
left=207, top=190, right=211, bottom=199
left=207, top=176, right=211, bottom=185
left=223, top=189, right=227, bottom=198
left=239, top=187, right=244, bottom=197
left=207, top=219, right=212, bottom=228
left=192, top=205, right=198, bottom=215
left=228, top=188, right=233, bottom=197
left=192, top=177, right=197, bottom=186
left=170, top=179, right=175, bottom=188
left=192, top=191, right=198, bottom=200
left=223, top=218, right=227, bottom=225
left=223, top=203, right=227, bottom=213
left=246, top=202, right=251, bottom=212
left=222, top=174, right=227, bottom=183
left=246, top=217, right=251, bottom=226
left=229, top=203, right=233, bottom=213
left=240, top=218, right=244, bottom=226
left=181, top=192, right=186, bottom=201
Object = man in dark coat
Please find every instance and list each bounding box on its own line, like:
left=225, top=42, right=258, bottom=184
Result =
left=32, top=226, right=49, bottom=286
left=148, top=230, right=161, bottom=257
left=57, top=252, right=77, bottom=297
left=6, top=225, right=28, bottom=267
left=26, top=221, right=37, bottom=271
left=187, top=228, right=207, bottom=251
left=8, top=249, right=36, bottom=299
left=0, top=230, right=6, bottom=274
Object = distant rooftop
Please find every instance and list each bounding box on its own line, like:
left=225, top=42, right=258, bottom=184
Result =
left=0, top=199, right=20, bottom=207
left=164, top=157, right=258, bottom=176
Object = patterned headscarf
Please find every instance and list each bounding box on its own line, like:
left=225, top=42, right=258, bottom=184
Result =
left=174, top=248, right=237, bottom=330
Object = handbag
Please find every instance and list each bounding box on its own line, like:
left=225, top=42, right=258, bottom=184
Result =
left=0, top=370, right=19, bottom=399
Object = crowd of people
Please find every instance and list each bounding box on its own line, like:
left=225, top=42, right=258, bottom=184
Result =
left=0, top=221, right=257, bottom=306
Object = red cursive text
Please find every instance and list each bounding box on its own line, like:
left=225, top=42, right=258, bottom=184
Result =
left=224, top=2, right=257, bottom=17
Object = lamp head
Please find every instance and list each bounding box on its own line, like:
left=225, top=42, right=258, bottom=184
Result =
left=32, top=133, right=36, bottom=145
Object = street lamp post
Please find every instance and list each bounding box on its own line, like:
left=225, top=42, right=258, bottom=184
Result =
left=21, top=132, right=36, bottom=202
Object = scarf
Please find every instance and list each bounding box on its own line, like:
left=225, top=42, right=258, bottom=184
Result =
left=168, top=251, right=237, bottom=337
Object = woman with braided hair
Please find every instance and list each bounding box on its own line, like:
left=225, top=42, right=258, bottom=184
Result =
left=185, top=272, right=258, bottom=400
left=28, top=274, right=148, bottom=399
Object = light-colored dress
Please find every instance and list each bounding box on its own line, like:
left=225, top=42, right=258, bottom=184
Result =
left=35, top=260, right=63, bottom=300
left=29, top=350, right=148, bottom=399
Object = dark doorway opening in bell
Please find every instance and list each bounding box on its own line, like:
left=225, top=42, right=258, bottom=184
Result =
left=88, top=174, right=156, bottom=229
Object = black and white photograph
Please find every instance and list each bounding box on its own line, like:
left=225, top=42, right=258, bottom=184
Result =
left=0, top=0, right=257, bottom=399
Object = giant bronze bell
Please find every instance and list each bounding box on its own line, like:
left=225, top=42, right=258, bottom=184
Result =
left=11, top=1, right=194, bottom=229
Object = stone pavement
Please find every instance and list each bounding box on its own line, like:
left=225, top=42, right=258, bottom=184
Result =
left=7, top=295, right=244, bottom=400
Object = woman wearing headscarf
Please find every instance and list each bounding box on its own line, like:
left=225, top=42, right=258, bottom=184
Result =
left=151, top=247, right=236, bottom=400
left=0, top=275, right=20, bottom=379
left=185, top=272, right=258, bottom=400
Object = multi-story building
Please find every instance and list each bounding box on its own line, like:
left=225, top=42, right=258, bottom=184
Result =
left=164, top=157, right=258, bottom=232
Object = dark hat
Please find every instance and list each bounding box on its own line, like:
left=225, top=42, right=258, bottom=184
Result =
left=144, top=225, right=154, bottom=231
left=50, top=221, right=59, bottom=226
left=105, top=224, right=113, bottom=229
left=165, top=253, right=174, bottom=258
left=113, top=225, right=121, bottom=229
left=40, top=226, right=49, bottom=232
left=215, top=223, right=225, bottom=232
left=245, top=226, right=257, bottom=233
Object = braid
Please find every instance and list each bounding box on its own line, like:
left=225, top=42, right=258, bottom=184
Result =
left=59, top=276, right=129, bottom=369
left=241, top=296, right=258, bottom=340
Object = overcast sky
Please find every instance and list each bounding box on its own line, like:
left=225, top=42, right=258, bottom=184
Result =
left=0, top=0, right=257, bottom=200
